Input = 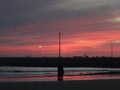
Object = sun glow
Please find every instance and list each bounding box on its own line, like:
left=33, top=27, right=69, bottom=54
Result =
left=108, top=16, right=120, bottom=22
left=38, top=45, right=42, bottom=48
left=114, top=17, right=120, bottom=22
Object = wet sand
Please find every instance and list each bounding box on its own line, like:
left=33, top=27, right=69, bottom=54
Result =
left=0, top=79, right=120, bottom=90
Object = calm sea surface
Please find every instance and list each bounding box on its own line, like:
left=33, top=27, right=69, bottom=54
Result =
left=0, top=67, right=120, bottom=82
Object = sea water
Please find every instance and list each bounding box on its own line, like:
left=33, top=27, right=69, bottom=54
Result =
left=0, top=67, right=120, bottom=82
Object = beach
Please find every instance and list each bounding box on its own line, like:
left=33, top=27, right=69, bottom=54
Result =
left=0, top=79, right=120, bottom=90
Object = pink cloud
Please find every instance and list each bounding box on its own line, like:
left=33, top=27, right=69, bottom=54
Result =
left=0, top=14, right=120, bottom=57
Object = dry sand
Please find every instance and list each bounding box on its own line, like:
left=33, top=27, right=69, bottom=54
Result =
left=0, top=79, right=120, bottom=90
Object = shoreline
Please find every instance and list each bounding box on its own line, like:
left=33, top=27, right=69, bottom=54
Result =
left=0, top=79, right=120, bottom=90
left=0, top=72, right=120, bottom=82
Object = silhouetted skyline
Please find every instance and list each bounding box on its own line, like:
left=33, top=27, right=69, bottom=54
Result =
left=0, top=0, right=120, bottom=57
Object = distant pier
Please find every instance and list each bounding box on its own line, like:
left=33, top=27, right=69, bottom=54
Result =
left=0, top=57, right=120, bottom=68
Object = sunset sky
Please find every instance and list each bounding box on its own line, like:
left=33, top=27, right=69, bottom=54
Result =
left=0, top=0, right=120, bottom=57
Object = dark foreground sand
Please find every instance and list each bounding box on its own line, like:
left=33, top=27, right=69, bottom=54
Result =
left=0, top=79, right=120, bottom=90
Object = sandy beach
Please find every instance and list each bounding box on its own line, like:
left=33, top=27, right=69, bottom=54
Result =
left=0, top=79, right=120, bottom=90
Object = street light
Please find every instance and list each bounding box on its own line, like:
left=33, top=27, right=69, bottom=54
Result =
left=111, top=43, right=113, bottom=57
left=38, top=45, right=42, bottom=57
left=59, top=33, right=61, bottom=58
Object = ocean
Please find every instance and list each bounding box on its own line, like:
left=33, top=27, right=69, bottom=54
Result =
left=0, top=67, right=120, bottom=82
